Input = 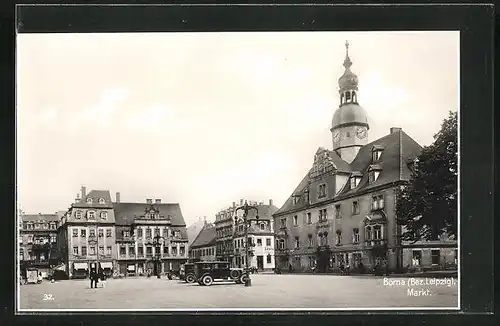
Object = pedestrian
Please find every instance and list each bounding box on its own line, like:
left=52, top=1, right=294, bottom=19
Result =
left=37, top=272, right=43, bottom=284
left=89, top=268, right=95, bottom=288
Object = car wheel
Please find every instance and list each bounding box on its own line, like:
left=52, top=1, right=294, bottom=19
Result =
left=239, top=274, right=248, bottom=284
left=202, top=275, right=214, bottom=286
left=230, top=269, right=241, bottom=280
left=186, top=274, right=195, bottom=283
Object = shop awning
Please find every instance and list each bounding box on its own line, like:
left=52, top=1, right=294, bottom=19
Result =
left=53, top=263, right=66, bottom=271
left=73, top=263, right=88, bottom=270
left=127, top=265, right=135, bottom=271
left=100, top=262, right=113, bottom=269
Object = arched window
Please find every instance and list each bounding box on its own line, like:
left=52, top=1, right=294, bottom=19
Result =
left=373, top=225, right=382, bottom=240
left=352, top=91, right=357, bottom=103
left=365, top=226, right=372, bottom=241
left=98, top=198, right=105, bottom=204
left=345, top=91, right=351, bottom=101
left=100, top=211, right=107, bottom=220
left=86, top=198, right=93, bottom=204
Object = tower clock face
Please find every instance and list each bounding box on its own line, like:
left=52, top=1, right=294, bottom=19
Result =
left=332, top=130, right=340, bottom=142
left=356, top=127, right=367, bottom=139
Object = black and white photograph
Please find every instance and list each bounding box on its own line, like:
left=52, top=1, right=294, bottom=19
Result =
left=16, top=29, right=459, bottom=311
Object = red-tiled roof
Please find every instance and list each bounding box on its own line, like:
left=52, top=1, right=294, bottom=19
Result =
left=190, top=224, right=216, bottom=248
left=274, top=129, right=422, bottom=216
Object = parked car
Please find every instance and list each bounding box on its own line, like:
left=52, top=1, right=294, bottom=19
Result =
left=180, top=263, right=196, bottom=283
left=194, top=261, right=247, bottom=286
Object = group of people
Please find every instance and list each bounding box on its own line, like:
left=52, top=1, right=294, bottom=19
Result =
left=89, top=266, right=107, bottom=288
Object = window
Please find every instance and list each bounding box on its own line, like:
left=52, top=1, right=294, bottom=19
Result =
left=372, top=149, right=382, bottom=162
left=120, top=246, right=126, bottom=256
left=346, top=131, right=351, bottom=138
left=336, top=230, right=342, bottom=245
left=163, top=246, right=169, bottom=255
left=73, top=246, right=79, bottom=255
left=294, top=236, right=300, bottom=249
left=372, top=195, right=384, bottom=210
left=293, top=215, right=298, bottom=226
left=98, top=229, right=104, bottom=237
left=81, top=246, right=87, bottom=256
left=138, top=246, right=144, bottom=256
left=75, top=211, right=82, bottom=219
left=100, top=211, right=107, bottom=219
left=280, top=218, right=287, bottom=228
left=50, top=235, right=57, bottom=243
left=234, top=240, right=238, bottom=248
left=373, top=225, right=382, bottom=240
left=352, top=228, right=360, bottom=244
left=89, top=246, right=96, bottom=255
left=412, top=250, right=422, bottom=266
left=146, top=246, right=153, bottom=255
left=106, top=229, right=112, bottom=237
left=278, top=239, right=285, bottom=249
left=365, top=226, right=372, bottom=241
left=308, top=234, right=313, bottom=247
left=180, top=246, right=185, bottom=256
left=431, top=250, right=440, bottom=265
left=257, top=238, right=262, bottom=246
left=34, top=223, right=40, bottom=229
left=293, top=196, right=300, bottom=205
left=172, top=247, right=177, bottom=256
left=88, top=211, right=95, bottom=219
left=352, top=201, right=359, bottom=215
left=98, top=198, right=105, bottom=204
left=306, top=212, right=312, bottom=224
left=266, top=238, right=271, bottom=246
left=87, top=198, right=93, bottom=204
left=335, top=205, right=341, bottom=219
left=267, top=254, right=272, bottom=264
left=137, top=228, right=143, bottom=238
left=318, top=184, right=327, bottom=198
left=107, top=246, right=112, bottom=255
left=81, top=229, right=86, bottom=237
left=123, top=230, right=130, bottom=237
left=319, top=208, right=327, bottom=221
left=146, top=228, right=152, bottom=238
left=99, top=246, right=104, bottom=255
left=72, top=229, right=78, bottom=237
left=260, top=223, right=265, bottom=230
left=89, top=229, right=95, bottom=237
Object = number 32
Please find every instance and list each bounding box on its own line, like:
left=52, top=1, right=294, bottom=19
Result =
left=43, top=294, right=53, bottom=301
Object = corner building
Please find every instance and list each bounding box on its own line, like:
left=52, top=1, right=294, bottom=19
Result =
left=273, top=42, right=424, bottom=273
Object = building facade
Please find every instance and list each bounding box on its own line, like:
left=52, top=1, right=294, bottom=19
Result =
left=214, top=202, right=238, bottom=262
left=113, top=197, right=189, bottom=276
left=189, top=222, right=217, bottom=262
left=233, top=200, right=278, bottom=271
left=273, top=42, right=455, bottom=273
left=19, top=213, right=62, bottom=277
left=58, top=187, right=117, bottom=278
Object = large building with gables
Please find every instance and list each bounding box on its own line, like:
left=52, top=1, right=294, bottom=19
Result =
left=273, top=41, right=433, bottom=273
left=113, top=196, right=189, bottom=276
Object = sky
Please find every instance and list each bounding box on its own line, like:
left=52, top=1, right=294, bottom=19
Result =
left=16, top=31, right=459, bottom=226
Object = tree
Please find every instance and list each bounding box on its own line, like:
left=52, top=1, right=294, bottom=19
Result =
left=396, top=111, right=458, bottom=241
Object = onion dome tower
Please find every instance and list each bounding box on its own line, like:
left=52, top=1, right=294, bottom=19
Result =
left=331, top=41, right=370, bottom=164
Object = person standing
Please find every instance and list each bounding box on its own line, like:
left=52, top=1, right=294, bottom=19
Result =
left=89, top=268, right=95, bottom=288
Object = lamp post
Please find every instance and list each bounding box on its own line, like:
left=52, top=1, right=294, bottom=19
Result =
left=146, top=234, right=165, bottom=279
left=234, top=201, right=260, bottom=287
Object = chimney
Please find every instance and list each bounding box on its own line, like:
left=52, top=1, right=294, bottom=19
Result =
left=155, top=199, right=161, bottom=204
left=390, top=127, right=402, bottom=134
left=232, top=201, right=236, bottom=208
left=269, top=199, right=273, bottom=206
left=116, top=192, right=121, bottom=203
left=146, top=198, right=153, bottom=204
left=81, top=186, right=86, bottom=198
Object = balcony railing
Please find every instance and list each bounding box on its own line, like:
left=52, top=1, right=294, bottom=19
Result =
left=364, top=239, right=387, bottom=247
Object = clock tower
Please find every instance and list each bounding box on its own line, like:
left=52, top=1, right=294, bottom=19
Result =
left=331, top=41, right=369, bottom=164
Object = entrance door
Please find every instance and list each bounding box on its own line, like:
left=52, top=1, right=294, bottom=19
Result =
left=257, top=255, right=264, bottom=270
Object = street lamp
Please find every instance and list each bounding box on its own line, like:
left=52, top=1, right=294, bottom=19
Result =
left=234, top=201, right=261, bottom=287
left=146, top=234, right=165, bottom=279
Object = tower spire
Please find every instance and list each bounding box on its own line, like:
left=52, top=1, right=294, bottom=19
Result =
left=343, top=40, right=352, bottom=69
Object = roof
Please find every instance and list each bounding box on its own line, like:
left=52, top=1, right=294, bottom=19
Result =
left=113, top=202, right=187, bottom=227
left=274, top=129, right=422, bottom=216
left=73, top=190, right=114, bottom=208
left=22, top=214, right=59, bottom=222
left=190, top=224, right=216, bottom=248
left=187, top=218, right=206, bottom=247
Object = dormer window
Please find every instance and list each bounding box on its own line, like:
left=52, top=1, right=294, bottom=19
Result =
left=371, top=145, right=384, bottom=162
left=292, top=195, right=300, bottom=205
left=86, top=198, right=93, bottom=204
left=318, top=184, right=327, bottom=198
left=368, top=170, right=381, bottom=183
left=87, top=211, right=95, bottom=219
left=75, top=211, right=82, bottom=219
left=98, top=198, right=105, bottom=204
left=371, top=194, right=385, bottom=211
left=100, top=211, right=107, bottom=220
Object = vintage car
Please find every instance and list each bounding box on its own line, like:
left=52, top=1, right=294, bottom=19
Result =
left=180, top=263, right=196, bottom=283
left=194, top=261, right=247, bottom=286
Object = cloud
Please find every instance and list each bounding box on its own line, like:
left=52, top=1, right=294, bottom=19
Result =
left=68, top=87, right=128, bottom=130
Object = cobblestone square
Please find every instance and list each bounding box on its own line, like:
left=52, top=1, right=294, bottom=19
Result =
left=19, top=274, right=458, bottom=310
